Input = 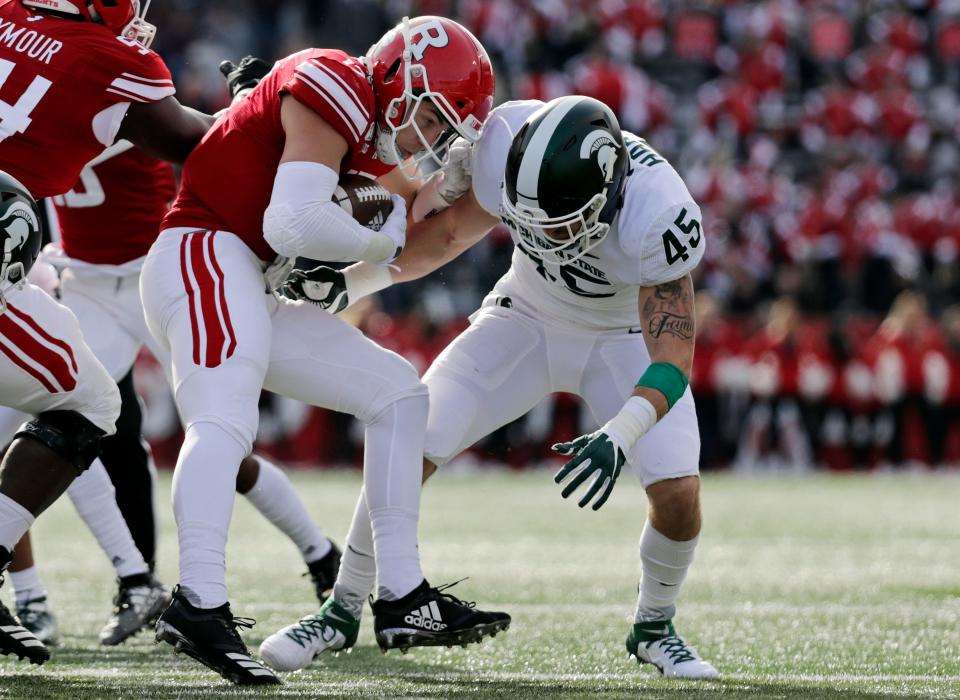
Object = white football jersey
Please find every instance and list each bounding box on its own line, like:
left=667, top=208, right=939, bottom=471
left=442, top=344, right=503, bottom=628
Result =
left=471, top=100, right=704, bottom=330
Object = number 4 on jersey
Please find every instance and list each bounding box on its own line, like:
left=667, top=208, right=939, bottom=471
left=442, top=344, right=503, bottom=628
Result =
left=0, top=58, right=51, bottom=142
left=661, top=207, right=701, bottom=266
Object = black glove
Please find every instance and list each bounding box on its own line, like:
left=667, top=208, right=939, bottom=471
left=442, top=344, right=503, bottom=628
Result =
left=282, top=266, right=350, bottom=313
left=219, top=56, right=271, bottom=98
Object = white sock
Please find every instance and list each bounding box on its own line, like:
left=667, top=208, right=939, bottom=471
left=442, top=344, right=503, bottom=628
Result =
left=363, top=396, right=426, bottom=601
left=332, top=489, right=376, bottom=616
left=243, top=455, right=331, bottom=562
left=172, top=423, right=245, bottom=608
left=10, top=565, right=46, bottom=605
left=0, top=492, right=34, bottom=552
left=67, top=459, right=149, bottom=579
left=635, top=521, right=699, bottom=622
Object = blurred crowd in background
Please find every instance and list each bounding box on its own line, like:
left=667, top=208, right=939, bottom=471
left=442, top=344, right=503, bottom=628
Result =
left=136, top=0, right=960, bottom=471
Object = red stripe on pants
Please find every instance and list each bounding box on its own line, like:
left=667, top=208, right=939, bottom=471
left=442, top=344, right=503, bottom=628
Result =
left=7, top=303, right=78, bottom=373
left=205, top=233, right=237, bottom=361
left=190, top=232, right=226, bottom=368
left=180, top=231, right=233, bottom=368
left=0, top=311, right=77, bottom=392
left=180, top=233, right=203, bottom=366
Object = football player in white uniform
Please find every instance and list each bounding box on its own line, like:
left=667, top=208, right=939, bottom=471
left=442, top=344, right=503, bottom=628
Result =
left=269, top=96, right=718, bottom=680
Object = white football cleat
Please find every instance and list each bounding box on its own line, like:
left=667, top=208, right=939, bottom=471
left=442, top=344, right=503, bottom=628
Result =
left=626, top=620, right=719, bottom=679
left=259, top=599, right=359, bottom=672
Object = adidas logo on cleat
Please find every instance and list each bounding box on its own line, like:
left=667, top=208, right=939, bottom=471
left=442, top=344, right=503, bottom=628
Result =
left=404, top=602, right=447, bottom=632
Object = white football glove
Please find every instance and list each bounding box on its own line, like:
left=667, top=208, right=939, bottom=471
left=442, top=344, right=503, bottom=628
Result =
left=377, top=194, right=407, bottom=262
left=438, top=136, right=473, bottom=204
left=411, top=138, right=474, bottom=221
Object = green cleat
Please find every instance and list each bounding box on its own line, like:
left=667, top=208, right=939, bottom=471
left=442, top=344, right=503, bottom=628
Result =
left=259, top=598, right=359, bottom=672
left=626, top=619, right=719, bottom=679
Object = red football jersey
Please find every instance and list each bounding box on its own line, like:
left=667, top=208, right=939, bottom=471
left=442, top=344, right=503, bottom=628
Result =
left=0, top=0, right=174, bottom=199
left=50, top=141, right=175, bottom=264
left=164, top=48, right=394, bottom=262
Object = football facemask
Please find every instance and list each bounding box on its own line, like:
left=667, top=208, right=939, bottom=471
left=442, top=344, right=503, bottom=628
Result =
left=500, top=189, right=611, bottom=266
left=121, top=0, right=156, bottom=48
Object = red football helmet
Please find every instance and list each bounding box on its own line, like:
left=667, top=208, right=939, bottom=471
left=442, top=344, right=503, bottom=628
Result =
left=366, top=16, right=495, bottom=176
left=21, top=0, right=156, bottom=47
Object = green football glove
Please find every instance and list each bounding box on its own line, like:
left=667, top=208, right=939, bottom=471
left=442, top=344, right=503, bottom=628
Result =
left=552, top=431, right=626, bottom=511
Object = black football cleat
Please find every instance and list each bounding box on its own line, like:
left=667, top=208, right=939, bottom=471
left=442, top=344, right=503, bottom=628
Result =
left=155, top=586, right=280, bottom=686
left=371, top=579, right=510, bottom=653
left=0, top=547, right=49, bottom=665
left=305, top=541, right=342, bottom=605
left=0, top=596, right=49, bottom=665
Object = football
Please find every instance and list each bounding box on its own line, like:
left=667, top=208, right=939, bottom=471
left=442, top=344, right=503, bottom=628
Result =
left=331, top=174, right=393, bottom=232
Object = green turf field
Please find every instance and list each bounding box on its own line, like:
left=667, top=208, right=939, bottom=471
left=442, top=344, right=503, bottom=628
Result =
left=1, top=470, right=958, bottom=698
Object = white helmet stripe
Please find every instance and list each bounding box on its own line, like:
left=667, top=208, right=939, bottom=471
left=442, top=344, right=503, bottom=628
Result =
left=514, top=96, right=584, bottom=210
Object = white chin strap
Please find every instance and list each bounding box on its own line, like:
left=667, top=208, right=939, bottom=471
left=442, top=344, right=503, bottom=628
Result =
left=376, top=130, right=400, bottom=166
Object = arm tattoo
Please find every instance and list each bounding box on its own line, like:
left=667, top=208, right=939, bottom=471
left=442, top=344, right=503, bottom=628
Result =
left=642, top=276, right=695, bottom=340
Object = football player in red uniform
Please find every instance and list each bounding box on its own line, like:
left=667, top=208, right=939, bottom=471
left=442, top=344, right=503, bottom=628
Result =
left=2, top=127, right=344, bottom=648
left=141, top=16, right=508, bottom=685
left=0, top=0, right=216, bottom=665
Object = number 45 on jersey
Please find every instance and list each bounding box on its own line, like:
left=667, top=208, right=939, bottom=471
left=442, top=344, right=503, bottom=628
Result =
left=662, top=207, right=701, bottom=266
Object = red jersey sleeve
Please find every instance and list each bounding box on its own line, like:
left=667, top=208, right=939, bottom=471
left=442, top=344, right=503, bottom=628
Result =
left=98, top=40, right=174, bottom=104
left=282, top=54, right=374, bottom=146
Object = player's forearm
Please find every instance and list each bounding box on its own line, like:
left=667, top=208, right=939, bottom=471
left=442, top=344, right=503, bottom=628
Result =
left=333, top=215, right=455, bottom=302
left=393, top=191, right=498, bottom=283
left=183, top=106, right=218, bottom=132
left=389, top=210, right=460, bottom=282
left=120, top=98, right=213, bottom=164
left=334, top=191, right=497, bottom=306
left=634, top=274, right=696, bottom=419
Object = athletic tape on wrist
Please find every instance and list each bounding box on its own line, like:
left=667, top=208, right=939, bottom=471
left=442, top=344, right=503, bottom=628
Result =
left=344, top=262, right=393, bottom=302
left=636, top=362, right=688, bottom=409
left=604, top=396, right=658, bottom=450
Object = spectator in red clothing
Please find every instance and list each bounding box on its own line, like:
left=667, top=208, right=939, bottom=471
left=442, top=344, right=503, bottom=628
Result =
left=692, top=291, right=745, bottom=469
left=861, top=291, right=939, bottom=467
left=807, top=9, right=853, bottom=64
left=598, top=0, right=667, bottom=60
left=698, top=78, right=759, bottom=143
left=735, top=298, right=816, bottom=471
left=918, top=305, right=960, bottom=466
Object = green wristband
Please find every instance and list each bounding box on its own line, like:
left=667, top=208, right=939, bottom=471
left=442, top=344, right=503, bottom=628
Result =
left=636, top=362, right=688, bottom=409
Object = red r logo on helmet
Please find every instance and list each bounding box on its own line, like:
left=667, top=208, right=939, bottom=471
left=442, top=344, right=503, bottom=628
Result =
left=408, top=20, right=449, bottom=61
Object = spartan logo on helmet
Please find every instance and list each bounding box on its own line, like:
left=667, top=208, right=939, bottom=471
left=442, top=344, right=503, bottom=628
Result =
left=0, top=172, right=42, bottom=298
left=579, top=129, right=620, bottom=183
left=1, top=201, right=40, bottom=286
